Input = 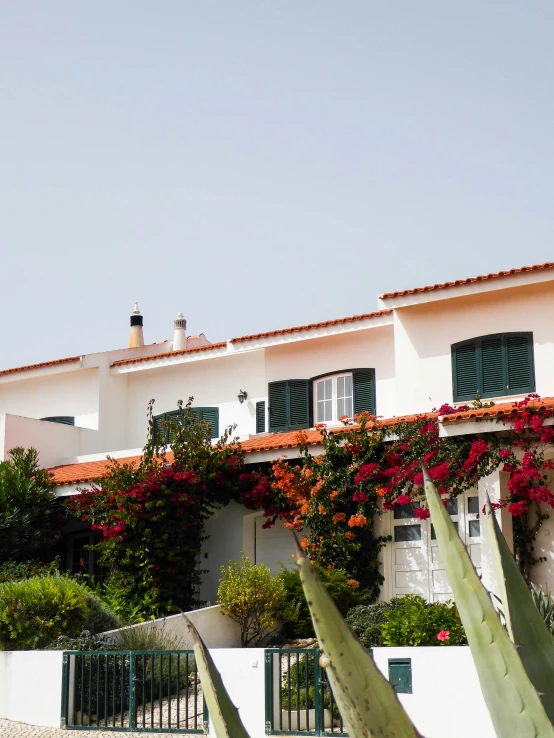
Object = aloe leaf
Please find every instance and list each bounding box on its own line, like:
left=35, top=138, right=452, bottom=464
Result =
left=424, top=469, right=554, bottom=738
left=296, top=545, right=424, bottom=738
left=182, top=614, right=251, bottom=738
left=484, top=495, right=554, bottom=723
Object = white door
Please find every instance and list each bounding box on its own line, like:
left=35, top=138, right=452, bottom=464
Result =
left=254, top=516, right=299, bottom=575
left=391, top=492, right=482, bottom=602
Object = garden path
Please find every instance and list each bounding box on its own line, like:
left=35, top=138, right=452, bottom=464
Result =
left=0, top=719, right=169, bottom=737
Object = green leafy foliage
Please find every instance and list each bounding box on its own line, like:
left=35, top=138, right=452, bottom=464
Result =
left=380, top=595, right=466, bottom=646
left=279, top=566, right=368, bottom=640
left=346, top=599, right=404, bottom=647
left=86, top=572, right=161, bottom=625
left=114, top=622, right=181, bottom=651
left=0, top=447, right=64, bottom=564
left=83, top=590, right=122, bottom=633
left=530, top=584, right=554, bottom=636
left=0, top=575, right=90, bottom=650
left=0, top=557, right=61, bottom=584
left=217, top=553, right=286, bottom=647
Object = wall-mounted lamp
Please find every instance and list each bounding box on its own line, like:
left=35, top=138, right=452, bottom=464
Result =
left=238, top=389, right=248, bottom=404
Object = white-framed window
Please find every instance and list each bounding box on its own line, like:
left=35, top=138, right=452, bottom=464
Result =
left=314, top=373, right=353, bottom=424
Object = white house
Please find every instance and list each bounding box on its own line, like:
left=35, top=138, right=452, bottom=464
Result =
left=1, top=260, right=554, bottom=604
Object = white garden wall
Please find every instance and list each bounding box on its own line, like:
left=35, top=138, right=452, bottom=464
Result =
left=0, top=646, right=495, bottom=736
left=0, top=651, right=64, bottom=728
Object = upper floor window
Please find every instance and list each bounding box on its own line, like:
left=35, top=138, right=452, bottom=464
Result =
left=268, top=369, right=375, bottom=432
left=315, top=373, right=353, bottom=423
left=452, top=332, right=535, bottom=402
left=153, top=407, right=220, bottom=443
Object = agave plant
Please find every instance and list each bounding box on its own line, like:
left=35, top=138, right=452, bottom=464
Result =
left=184, top=467, right=554, bottom=738
left=530, top=584, right=554, bottom=636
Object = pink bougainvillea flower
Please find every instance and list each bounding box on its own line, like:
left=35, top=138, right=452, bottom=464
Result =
left=436, top=630, right=450, bottom=642
left=396, top=494, right=411, bottom=506
left=414, top=506, right=430, bottom=520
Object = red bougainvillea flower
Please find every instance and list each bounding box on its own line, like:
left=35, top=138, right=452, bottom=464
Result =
left=396, top=494, right=411, bottom=506
left=508, top=500, right=528, bottom=516
left=437, top=630, right=450, bottom=642
left=352, top=491, right=369, bottom=502
left=414, top=506, right=430, bottom=520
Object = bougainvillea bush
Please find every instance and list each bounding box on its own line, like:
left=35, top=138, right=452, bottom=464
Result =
left=69, top=400, right=261, bottom=613
left=246, top=395, right=554, bottom=593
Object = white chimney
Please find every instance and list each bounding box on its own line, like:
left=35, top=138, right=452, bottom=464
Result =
left=128, top=302, right=145, bottom=348
left=173, top=311, right=187, bottom=351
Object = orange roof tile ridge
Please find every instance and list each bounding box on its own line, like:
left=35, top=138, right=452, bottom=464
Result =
left=0, top=355, right=81, bottom=377
left=230, top=309, right=393, bottom=344
left=379, top=261, right=554, bottom=300
left=112, top=341, right=228, bottom=367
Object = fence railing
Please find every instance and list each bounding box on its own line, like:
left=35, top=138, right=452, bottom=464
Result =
left=61, top=650, right=206, bottom=733
left=264, top=649, right=347, bottom=736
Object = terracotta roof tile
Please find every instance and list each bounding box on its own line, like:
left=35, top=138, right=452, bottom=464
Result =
left=49, top=398, right=554, bottom=486
left=230, top=310, right=392, bottom=343
left=112, top=342, right=227, bottom=368
left=0, top=356, right=80, bottom=378
left=379, top=262, right=554, bottom=300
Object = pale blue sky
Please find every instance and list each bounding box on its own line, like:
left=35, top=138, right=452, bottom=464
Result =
left=1, top=2, right=553, bottom=368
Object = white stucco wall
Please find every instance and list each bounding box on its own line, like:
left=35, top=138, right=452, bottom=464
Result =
left=394, top=281, right=554, bottom=415
left=102, top=605, right=241, bottom=649
left=0, top=651, right=64, bottom=728
left=124, top=350, right=267, bottom=449
left=371, top=646, right=494, bottom=738
left=0, top=367, right=100, bottom=429
left=0, top=414, right=99, bottom=467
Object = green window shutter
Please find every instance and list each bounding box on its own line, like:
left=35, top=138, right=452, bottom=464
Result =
left=195, top=407, right=220, bottom=439
left=480, top=336, right=504, bottom=398
left=452, top=341, right=479, bottom=402
left=288, top=380, right=311, bottom=429
left=256, top=401, right=266, bottom=433
left=353, top=369, right=376, bottom=415
left=152, top=412, right=171, bottom=444
left=41, top=416, right=75, bottom=426
left=506, top=333, right=535, bottom=395
left=268, top=381, right=288, bottom=432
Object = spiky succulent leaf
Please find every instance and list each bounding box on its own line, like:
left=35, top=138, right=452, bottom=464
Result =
left=296, top=545, right=424, bottom=738
left=182, top=614, right=251, bottom=738
left=484, top=495, right=554, bottom=723
left=424, top=469, right=554, bottom=738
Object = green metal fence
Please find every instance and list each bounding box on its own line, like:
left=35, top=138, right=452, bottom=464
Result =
left=264, top=649, right=347, bottom=736
left=61, top=650, right=206, bottom=733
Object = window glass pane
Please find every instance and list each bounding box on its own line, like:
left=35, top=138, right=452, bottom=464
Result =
left=469, top=520, right=481, bottom=538
left=394, top=525, right=422, bottom=542
left=431, top=522, right=458, bottom=540
left=468, top=496, right=480, bottom=514
left=344, top=374, right=353, bottom=395
left=337, top=375, right=344, bottom=397
left=317, top=381, right=325, bottom=401
left=337, top=397, right=345, bottom=418
left=444, top=498, right=458, bottom=516
left=344, top=396, right=353, bottom=417
left=324, top=399, right=332, bottom=421
left=394, top=503, right=420, bottom=519
left=324, top=379, right=332, bottom=399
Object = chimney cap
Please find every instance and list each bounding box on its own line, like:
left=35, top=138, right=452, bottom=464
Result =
left=132, top=302, right=141, bottom=315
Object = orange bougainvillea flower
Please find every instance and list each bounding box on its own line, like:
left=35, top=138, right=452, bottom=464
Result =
left=300, top=537, right=308, bottom=550
left=345, top=531, right=355, bottom=540
left=295, top=430, right=308, bottom=445
left=348, top=513, right=367, bottom=528
left=330, top=491, right=339, bottom=500
left=376, top=487, right=387, bottom=497
left=332, top=512, right=346, bottom=524
left=318, top=504, right=326, bottom=515
left=347, top=579, right=359, bottom=588
left=327, top=564, right=335, bottom=570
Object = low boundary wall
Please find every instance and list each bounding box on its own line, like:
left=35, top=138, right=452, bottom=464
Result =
left=0, top=650, right=64, bottom=728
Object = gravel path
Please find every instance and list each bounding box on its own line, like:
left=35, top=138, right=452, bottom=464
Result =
left=0, top=719, right=167, bottom=737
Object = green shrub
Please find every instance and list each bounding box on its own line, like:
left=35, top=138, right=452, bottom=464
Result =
left=346, top=600, right=405, bottom=647
left=86, top=573, right=160, bottom=625
left=279, top=567, right=369, bottom=640
left=217, top=553, right=286, bottom=647
left=47, top=629, right=114, bottom=651
left=0, top=575, right=90, bottom=650
left=114, top=623, right=181, bottom=651
left=380, top=594, right=467, bottom=646
left=0, top=557, right=61, bottom=584
left=83, top=591, right=121, bottom=634
left=0, top=447, right=64, bottom=564
left=530, top=584, right=554, bottom=636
